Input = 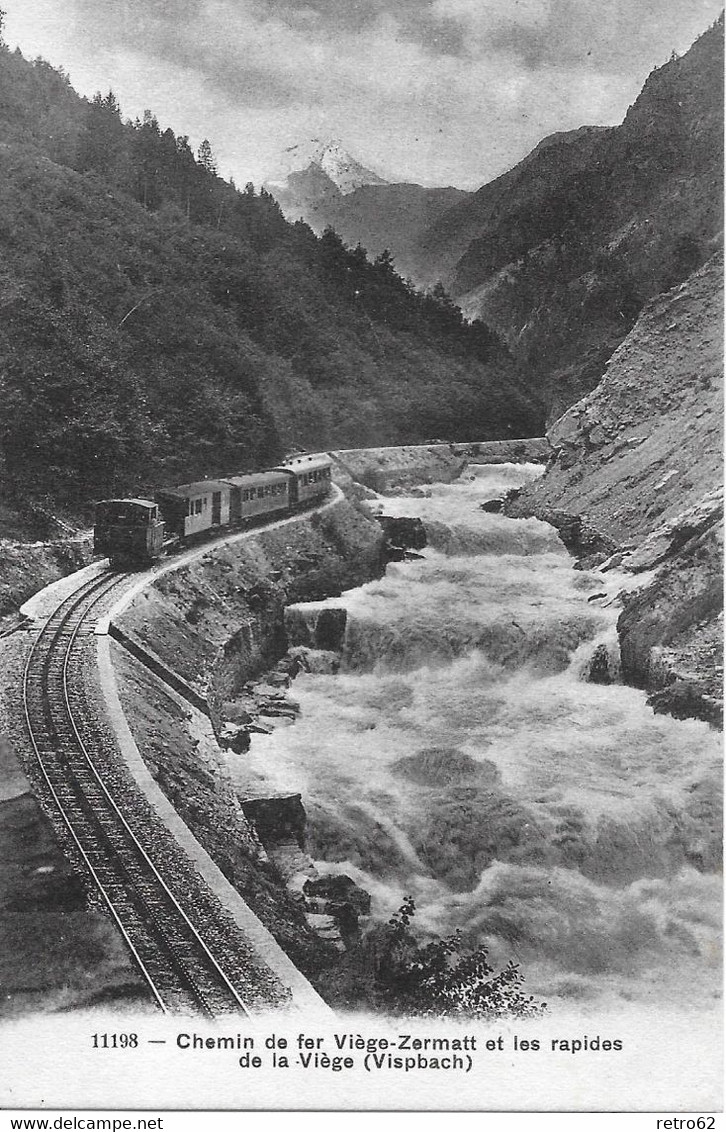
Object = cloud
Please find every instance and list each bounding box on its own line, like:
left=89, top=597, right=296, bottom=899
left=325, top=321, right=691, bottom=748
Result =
left=260, top=0, right=469, bottom=55
left=432, top=0, right=723, bottom=69
left=3, top=0, right=722, bottom=189
left=433, top=0, right=553, bottom=34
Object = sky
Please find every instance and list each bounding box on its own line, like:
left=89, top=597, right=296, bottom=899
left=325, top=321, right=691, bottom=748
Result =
left=2, top=0, right=722, bottom=189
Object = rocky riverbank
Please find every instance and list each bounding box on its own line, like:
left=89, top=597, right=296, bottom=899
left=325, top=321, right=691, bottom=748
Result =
left=504, top=254, right=723, bottom=727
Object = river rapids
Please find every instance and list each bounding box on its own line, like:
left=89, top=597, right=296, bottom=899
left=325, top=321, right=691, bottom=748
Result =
left=229, top=464, right=722, bottom=1010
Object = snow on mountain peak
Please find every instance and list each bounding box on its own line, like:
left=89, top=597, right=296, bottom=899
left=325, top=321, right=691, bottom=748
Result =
left=269, top=138, right=387, bottom=195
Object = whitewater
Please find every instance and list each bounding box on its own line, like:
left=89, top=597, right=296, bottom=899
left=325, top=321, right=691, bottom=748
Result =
left=229, top=463, right=722, bottom=1011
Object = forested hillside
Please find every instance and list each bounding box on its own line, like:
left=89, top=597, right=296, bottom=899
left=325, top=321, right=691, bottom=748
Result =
left=0, top=31, right=540, bottom=531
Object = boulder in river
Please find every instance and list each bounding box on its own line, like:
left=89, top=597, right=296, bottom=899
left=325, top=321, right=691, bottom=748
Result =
left=241, top=793, right=307, bottom=849
left=303, top=873, right=372, bottom=915
left=375, top=514, right=427, bottom=552
left=218, top=721, right=251, bottom=753
left=315, top=606, right=348, bottom=650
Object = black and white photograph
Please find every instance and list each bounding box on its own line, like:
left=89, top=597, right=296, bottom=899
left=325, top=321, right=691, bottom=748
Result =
left=0, top=0, right=722, bottom=1118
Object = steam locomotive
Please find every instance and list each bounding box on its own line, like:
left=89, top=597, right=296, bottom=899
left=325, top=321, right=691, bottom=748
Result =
left=94, top=453, right=334, bottom=568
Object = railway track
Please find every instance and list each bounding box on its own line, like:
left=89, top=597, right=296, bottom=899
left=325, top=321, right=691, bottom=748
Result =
left=21, top=571, right=259, bottom=1017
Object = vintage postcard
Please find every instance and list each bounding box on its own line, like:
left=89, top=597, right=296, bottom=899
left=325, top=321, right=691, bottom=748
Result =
left=0, top=0, right=722, bottom=1119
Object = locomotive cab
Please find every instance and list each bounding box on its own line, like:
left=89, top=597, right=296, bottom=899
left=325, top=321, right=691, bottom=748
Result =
left=94, top=499, right=165, bottom=568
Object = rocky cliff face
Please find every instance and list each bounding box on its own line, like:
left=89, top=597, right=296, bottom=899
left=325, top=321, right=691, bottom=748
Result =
left=506, top=254, right=723, bottom=725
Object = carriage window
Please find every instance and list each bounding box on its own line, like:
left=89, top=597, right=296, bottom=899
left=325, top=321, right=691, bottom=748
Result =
left=257, top=488, right=264, bottom=498
left=194, top=499, right=203, bottom=514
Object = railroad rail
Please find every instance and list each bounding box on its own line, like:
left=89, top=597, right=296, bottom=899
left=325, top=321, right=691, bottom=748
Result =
left=21, top=570, right=267, bottom=1017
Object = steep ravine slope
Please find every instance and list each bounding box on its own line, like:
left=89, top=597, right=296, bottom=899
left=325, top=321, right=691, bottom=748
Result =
left=417, top=125, right=609, bottom=287
left=506, top=254, right=723, bottom=725
left=427, top=17, right=723, bottom=420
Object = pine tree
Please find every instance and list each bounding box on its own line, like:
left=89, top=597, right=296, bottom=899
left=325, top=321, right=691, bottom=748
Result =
left=197, top=138, right=217, bottom=175
left=76, top=89, right=127, bottom=180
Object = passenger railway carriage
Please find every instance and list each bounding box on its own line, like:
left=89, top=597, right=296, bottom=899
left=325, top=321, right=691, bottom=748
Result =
left=94, top=454, right=333, bottom=568
left=155, top=479, right=233, bottom=539
left=276, top=453, right=332, bottom=506
left=226, top=469, right=291, bottom=523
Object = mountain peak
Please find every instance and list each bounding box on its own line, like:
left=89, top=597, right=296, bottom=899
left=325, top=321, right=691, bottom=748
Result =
left=269, top=138, right=388, bottom=196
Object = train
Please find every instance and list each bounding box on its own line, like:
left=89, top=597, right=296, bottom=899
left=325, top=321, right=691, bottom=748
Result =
left=93, top=452, right=334, bottom=568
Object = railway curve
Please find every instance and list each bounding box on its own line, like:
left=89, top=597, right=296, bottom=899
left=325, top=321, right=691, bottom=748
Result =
left=21, top=569, right=290, bottom=1017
